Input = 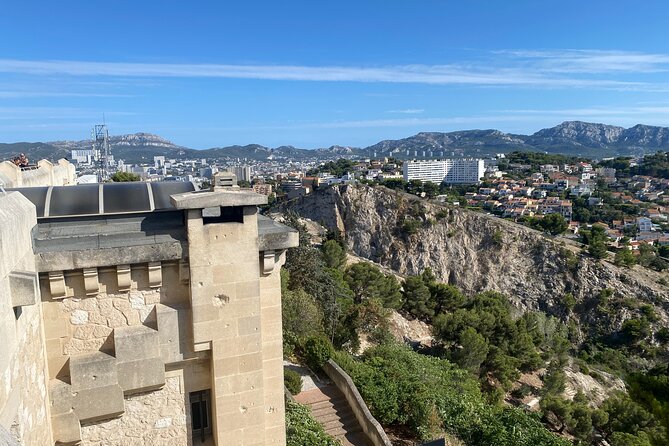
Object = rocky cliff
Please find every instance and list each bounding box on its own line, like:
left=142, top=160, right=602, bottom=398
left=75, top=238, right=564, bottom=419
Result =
left=281, top=185, right=669, bottom=338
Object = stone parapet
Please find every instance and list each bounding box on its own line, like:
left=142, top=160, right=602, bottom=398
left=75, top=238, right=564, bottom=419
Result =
left=323, top=360, right=392, bottom=446
left=171, top=188, right=267, bottom=209
left=36, top=242, right=184, bottom=272
left=0, top=159, right=75, bottom=188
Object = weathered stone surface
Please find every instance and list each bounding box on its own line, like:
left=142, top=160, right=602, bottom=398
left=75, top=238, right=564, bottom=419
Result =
left=51, top=412, right=81, bottom=445
left=117, top=358, right=165, bottom=394
left=83, top=267, right=99, bottom=296
left=79, top=376, right=187, bottom=445
left=70, top=352, right=119, bottom=391
left=171, top=189, right=266, bottom=209
left=48, top=271, right=67, bottom=299
left=116, top=265, right=131, bottom=292
left=0, top=192, right=53, bottom=446
left=113, top=325, right=160, bottom=363
left=73, top=385, right=125, bottom=423
left=36, top=242, right=184, bottom=273
left=8, top=270, right=39, bottom=307
left=257, top=215, right=299, bottom=251
left=69, top=309, right=88, bottom=325
left=155, top=304, right=182, bottom=364
left=49, top=380, right=74, bottom=416
left=147, top=262, right=162, bottom=289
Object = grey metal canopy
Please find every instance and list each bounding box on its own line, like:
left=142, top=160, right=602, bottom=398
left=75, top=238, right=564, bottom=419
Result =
left=7, top=181, right=195, bottom=219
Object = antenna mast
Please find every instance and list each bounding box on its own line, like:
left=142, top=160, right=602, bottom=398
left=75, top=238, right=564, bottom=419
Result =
left=93, top=124, right=111, bottom=182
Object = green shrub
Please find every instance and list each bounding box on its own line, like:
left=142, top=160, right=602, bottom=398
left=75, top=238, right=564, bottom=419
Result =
left=511, top=384, right=533, bottom=399
left=284, top=368, right=303, bottom=395
left=401, top=218, right=422, bottom=235
left=335, top=345, right=568, bottom=445
left=491, top=230, right=504, bottom=247
left=303, top=335, right=334, bottom=371
left=285, top=401, right=339, bottom=446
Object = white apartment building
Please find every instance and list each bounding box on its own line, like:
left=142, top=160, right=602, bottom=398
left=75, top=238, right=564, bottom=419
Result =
left=70, top=149, right=95, bottom=165
left=403, top=158, right=485, bottom=184
left=229, top=165, right=252, bottom=182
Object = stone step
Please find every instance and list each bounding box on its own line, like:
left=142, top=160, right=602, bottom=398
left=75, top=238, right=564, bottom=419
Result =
left=311, top=402, right=353, bottom=417
left=323, top=417, right=362, bottom=434
left=326, top=424, right=362, bottom=438
left=313, top=409, right=357, bottom=425
left=308, top=395, right=347, bottom=411
left=296, top=385, right=371, bottom=446
left=339, top=431, right=373, bottom=446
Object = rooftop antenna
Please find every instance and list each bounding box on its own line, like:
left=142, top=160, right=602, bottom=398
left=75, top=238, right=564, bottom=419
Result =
left=93, top=122, right=111, bottom=182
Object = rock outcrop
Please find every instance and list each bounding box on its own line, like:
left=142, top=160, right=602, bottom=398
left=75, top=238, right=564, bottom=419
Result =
left=281, top=185, right=669, bottom=338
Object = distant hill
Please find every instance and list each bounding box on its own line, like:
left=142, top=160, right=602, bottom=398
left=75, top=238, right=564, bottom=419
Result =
left=365, top=129, right=532, bottom=158
left=366, top=121, right=669, bottom=158
left=2, top=121, right=669, bottom=163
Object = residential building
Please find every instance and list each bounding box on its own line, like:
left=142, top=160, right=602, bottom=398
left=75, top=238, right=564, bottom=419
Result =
left=230, top=166, right=252, bottom=182
left=70, top=149, right=95, bottom=165
left=402, top=159, right=485, bottom=184
left=637, top=216, right=653, bottom=232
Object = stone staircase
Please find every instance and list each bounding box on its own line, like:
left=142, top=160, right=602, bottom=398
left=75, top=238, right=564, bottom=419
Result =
left=294, top=384, right=371, bottom=446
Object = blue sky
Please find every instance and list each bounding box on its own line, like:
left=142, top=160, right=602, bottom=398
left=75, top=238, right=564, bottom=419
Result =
left=2, top=0, right=669, bottom=149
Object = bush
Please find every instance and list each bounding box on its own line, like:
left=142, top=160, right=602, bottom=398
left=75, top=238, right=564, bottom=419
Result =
left=110, top=171, right=140, bottom=182
left=303, top=335, right=334, bottom=371
left=401, top=218, right=422, bottom=235
left=285, top=400, right=340, bottom=446
left=491, top=230, right=504, bottom=247
left=335, top=345, right=568, bottom=445
left=284, top=368, right=303, bottom=395
left=436, top=209, right=449, bottom=221
left=511, top=384, right=533, bottom=399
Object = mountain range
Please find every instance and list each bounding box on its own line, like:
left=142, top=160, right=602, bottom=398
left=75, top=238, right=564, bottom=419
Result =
left=2, top=121, right=669, bottom=164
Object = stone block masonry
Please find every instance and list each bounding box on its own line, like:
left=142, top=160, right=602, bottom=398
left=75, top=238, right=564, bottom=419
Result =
left=80, top=375, right=188, bottom=446
left=0, top=192, right=53, bottom=445
left=2, top=183, right=298, bottom=445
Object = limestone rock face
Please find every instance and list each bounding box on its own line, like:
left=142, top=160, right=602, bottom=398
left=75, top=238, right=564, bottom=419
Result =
left=282, top=185, right=669, bottom=338
left=530, top=121, right=625, bottom=147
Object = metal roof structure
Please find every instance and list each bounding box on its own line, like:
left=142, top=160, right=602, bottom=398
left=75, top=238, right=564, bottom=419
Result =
left=7, top=181, right=195, bottom=219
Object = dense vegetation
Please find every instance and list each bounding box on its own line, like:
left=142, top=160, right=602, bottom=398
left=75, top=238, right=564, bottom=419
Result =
left=499, top=151, right=587, bottom=170
left=334, top=345, right=568, bottom=445
left=279, top=211, right=669, bottom=445
left=110, top=171, right=140, bottom=182
left=306, top=158, right=357, bottom=177
left=285, top=400, right=340, bottom=446
left=600, top=152, right=669, bottom=179
left=380, top=177, right=478, bottom=203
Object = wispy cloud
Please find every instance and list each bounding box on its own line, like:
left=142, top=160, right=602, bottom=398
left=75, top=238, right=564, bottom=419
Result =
left=0, top=107, right=137, bottom=121
left=247, top=105, right=669, bottom=131
left=497, top=49, right=669, bottom=74
left=0, top=91, right=133, bottom=98
left=0, top=57, right=663, bottom=91
left=498, top=105, right=669, bottom=117
left=386, top=108, right=424, bottom=114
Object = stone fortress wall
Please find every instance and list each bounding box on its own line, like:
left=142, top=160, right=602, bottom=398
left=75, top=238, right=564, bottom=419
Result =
left=0, top=177, right=298, bottom=446
left=0, top=192, right=53, bottom=445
